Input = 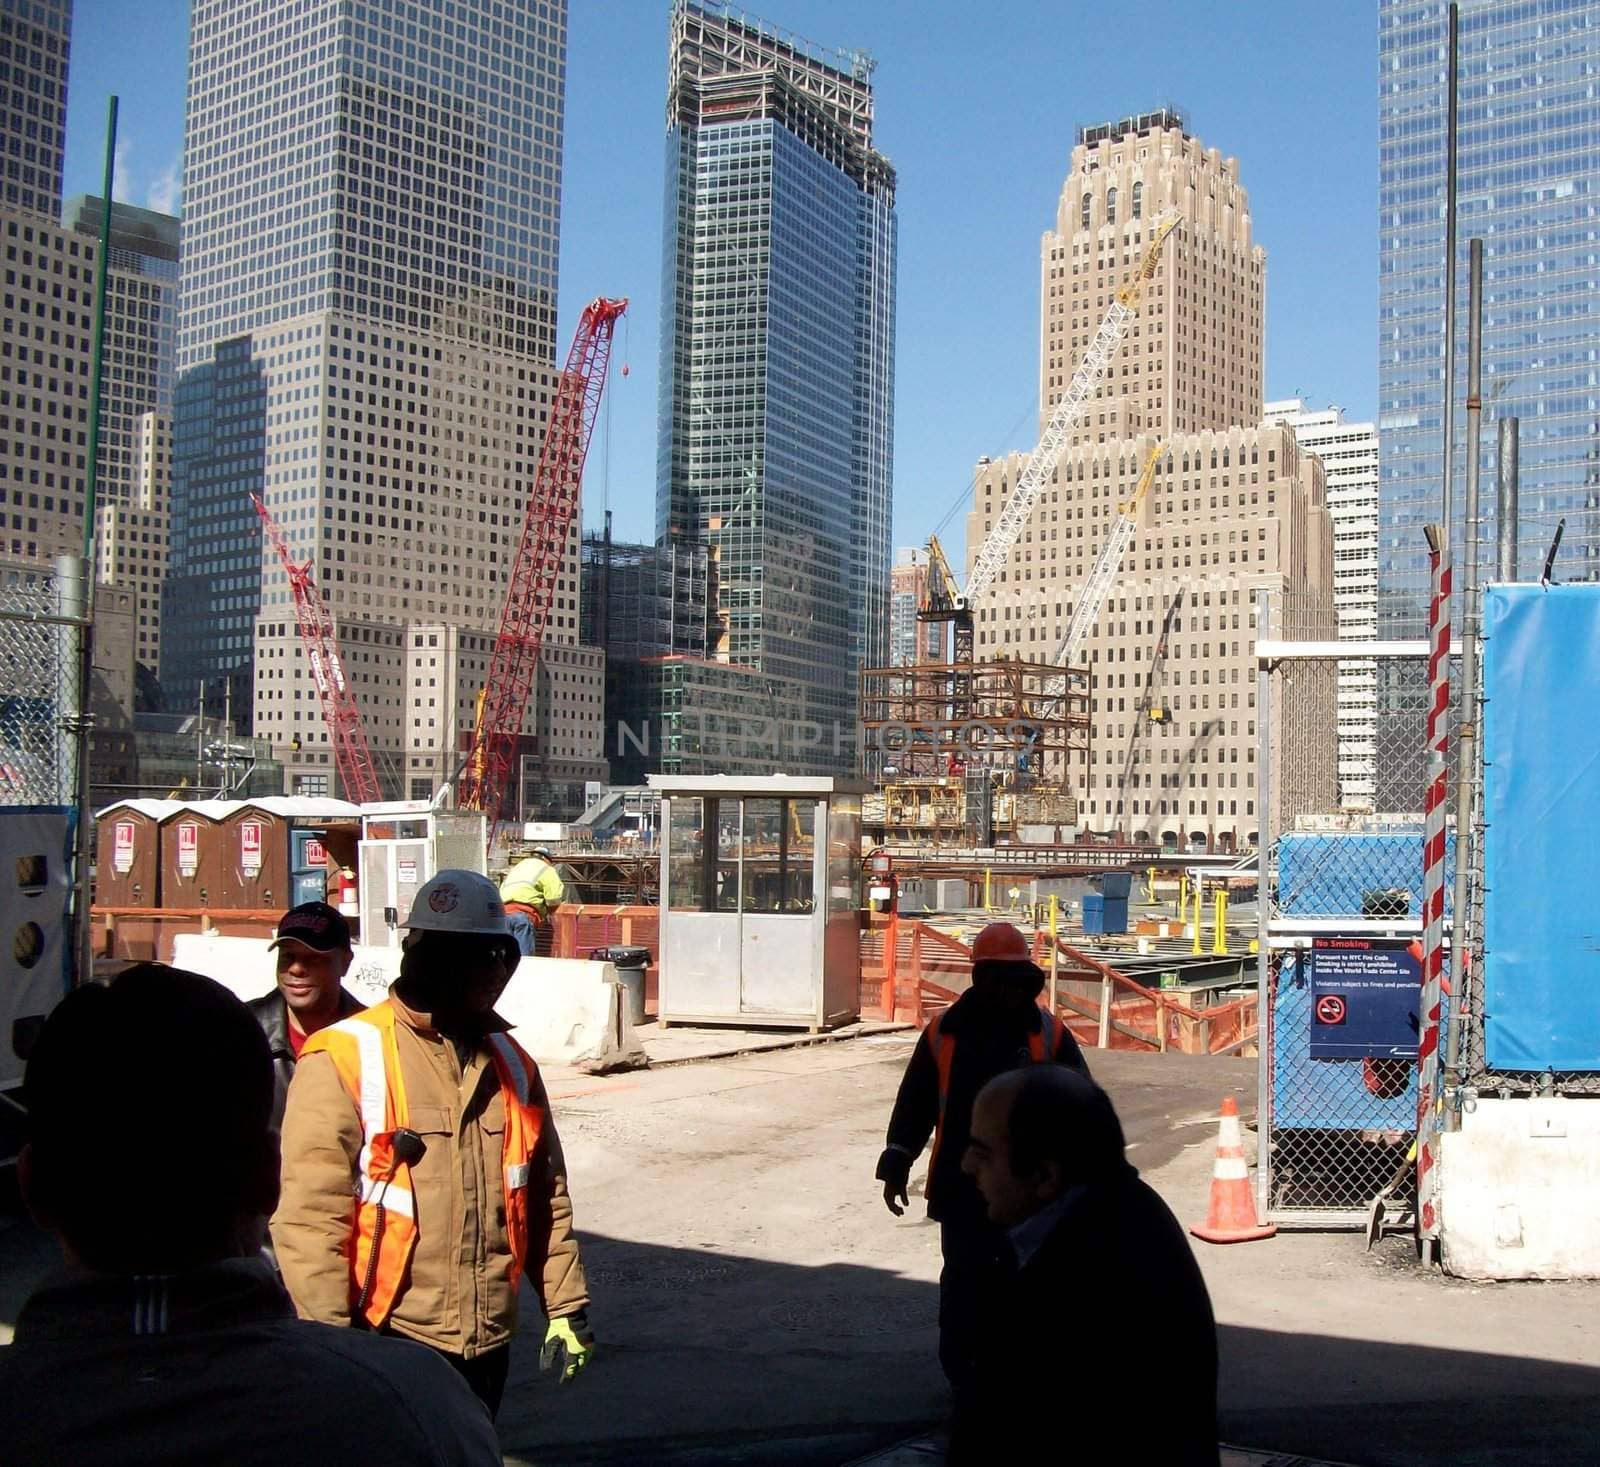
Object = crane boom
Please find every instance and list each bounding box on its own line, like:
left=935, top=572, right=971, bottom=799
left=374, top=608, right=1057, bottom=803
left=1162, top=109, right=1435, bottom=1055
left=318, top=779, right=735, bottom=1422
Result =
left=458, top=295, right=628, bottom=824
left=1046, top=440, right=1164, bottom=684
left=252, top=494, right=384, bottom=806
left=965, top=213, right=1179, bottom=606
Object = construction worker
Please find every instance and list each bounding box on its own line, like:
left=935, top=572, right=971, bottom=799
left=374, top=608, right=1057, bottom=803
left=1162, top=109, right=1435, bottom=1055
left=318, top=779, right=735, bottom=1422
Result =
left=247, top=900, right=364, bottom=1130
left=952, top=1066, right=1218, bottom=1464
left=500, top=847, right=567, bottom=956
left=273, top=869, right=592, bottom=1417
left=875, top=920, right=1088, bottom=1394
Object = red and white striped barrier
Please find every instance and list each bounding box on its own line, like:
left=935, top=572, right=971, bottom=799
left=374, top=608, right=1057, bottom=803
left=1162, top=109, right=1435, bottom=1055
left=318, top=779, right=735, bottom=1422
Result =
left=1417, top=536, right=1452, bottom=1241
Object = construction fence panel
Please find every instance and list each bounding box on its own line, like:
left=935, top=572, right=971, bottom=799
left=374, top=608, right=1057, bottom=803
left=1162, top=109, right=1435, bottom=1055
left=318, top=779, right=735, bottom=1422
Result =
left=0, top=571, right=75, bottom=808
left=1257, top=589, right=1458, bottom=1226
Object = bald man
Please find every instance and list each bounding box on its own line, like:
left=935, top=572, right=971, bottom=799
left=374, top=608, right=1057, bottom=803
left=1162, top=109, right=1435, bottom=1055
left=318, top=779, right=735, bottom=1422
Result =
left=954, top=1066, right=1219, bottom=1465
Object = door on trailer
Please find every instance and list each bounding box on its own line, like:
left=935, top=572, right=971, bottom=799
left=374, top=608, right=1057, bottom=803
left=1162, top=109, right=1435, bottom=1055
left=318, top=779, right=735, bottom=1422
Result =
left=738, top=797, right=820, bottom=1017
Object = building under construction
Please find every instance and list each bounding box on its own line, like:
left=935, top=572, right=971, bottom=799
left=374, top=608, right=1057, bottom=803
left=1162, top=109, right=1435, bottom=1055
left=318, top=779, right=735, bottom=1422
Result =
left=859, top=653, right=1088, bottom=844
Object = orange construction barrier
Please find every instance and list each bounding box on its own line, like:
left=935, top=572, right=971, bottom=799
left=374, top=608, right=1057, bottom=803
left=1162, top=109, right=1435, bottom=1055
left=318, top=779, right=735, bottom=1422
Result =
left=1190, top=1096, right=1276, bottom=1244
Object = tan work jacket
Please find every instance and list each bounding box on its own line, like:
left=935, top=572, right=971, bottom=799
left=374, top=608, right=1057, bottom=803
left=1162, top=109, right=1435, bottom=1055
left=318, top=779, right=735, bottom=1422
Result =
left=273, top=990, right=588, bottom=1357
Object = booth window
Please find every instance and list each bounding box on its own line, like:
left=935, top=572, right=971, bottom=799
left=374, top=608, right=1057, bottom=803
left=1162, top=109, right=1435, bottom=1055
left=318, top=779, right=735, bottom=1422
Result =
left=741, top=798, right=815, bottom=913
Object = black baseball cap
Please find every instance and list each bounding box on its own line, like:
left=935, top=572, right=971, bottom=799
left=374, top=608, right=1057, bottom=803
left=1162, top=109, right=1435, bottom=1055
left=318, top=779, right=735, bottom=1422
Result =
left=269, top=900, right=352, bottom=954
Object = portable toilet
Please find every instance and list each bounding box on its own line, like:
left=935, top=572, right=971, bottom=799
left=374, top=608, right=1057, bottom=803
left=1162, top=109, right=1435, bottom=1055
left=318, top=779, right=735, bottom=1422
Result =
left=159, top=802, right=231, bottom=908
left=95, top=799, right=180, bottom=909
left=216, top=798, right=362, bottom=911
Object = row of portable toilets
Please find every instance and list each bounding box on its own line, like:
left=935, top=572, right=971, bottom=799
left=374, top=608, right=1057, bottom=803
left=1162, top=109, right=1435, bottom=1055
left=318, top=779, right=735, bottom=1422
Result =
left=94, top=797, right=366, bottom=959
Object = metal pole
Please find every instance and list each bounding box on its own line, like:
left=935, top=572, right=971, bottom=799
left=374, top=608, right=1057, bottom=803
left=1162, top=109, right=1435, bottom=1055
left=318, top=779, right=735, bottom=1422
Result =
left=1496, top=416, right=1519, bottom=581
left=68, top=97, right=119, bottom=988
left=1445, top=239, right=1485, bottom=1102
left=1441, top=4, right=1460, bottom=538
left=1253, top=588, right=1274, bottom=1223
left=1418, top=526, right=1451, bottom=1252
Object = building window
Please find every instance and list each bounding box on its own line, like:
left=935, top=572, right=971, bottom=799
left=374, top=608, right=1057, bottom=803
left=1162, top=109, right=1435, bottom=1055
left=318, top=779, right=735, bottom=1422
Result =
left=1132, top=181, right=1143, bottom=219
left=1081, top=194, right=1091, bottom=229
left=1106, top=186, right=1118, bottom=225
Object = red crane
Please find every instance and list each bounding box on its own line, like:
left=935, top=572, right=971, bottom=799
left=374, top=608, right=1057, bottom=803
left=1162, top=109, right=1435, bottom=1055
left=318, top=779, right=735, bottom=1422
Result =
left=252, top=494, right=384, bottom=806
left=458, top=295, right=628, bottom=825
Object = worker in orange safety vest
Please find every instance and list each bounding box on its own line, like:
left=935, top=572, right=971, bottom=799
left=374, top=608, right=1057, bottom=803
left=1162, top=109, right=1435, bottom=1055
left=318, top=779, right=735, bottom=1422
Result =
left=875, top=920, right=1088, bottom=1395
left=273, top=869, right=591, bottom=1417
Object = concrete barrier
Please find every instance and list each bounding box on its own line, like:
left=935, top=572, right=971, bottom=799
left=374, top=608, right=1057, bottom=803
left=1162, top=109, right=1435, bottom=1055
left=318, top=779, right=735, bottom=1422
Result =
left=1440, top=1097, right=1600, bottom=1279
left=170, top=933, right=646, bottom=1073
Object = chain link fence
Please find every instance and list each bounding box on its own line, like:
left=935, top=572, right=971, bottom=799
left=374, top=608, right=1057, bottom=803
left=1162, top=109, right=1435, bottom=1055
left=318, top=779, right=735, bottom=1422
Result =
left=0, top=567, right=76, bottom=807
left=1256, top=589, right=1460, bottom=1226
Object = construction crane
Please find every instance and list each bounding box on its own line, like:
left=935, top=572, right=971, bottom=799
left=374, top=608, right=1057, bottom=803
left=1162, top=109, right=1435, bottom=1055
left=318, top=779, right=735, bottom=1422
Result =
left=917, top=212, right=1180, bottom=657
left=1044, top=438, right=1165, bottom=688
left=457, top=295, right=628, bottom=827
left=252, top=494, right=384, bottom=806
left=1116, top=585, right=1182, bottom=832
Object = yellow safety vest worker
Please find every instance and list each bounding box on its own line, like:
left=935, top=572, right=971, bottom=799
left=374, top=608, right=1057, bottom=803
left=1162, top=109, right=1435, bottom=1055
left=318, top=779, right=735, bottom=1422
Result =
left=300, top=1003, right=548, bottom=1329
left=924, top=1007, right=1071, bottom=1178
left=500, top=856, right=565, bottom=916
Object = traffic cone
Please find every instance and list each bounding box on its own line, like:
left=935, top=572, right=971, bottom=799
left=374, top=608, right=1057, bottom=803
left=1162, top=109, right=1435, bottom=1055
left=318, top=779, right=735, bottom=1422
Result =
left=1190, top=1096, right=1276, bottom=1244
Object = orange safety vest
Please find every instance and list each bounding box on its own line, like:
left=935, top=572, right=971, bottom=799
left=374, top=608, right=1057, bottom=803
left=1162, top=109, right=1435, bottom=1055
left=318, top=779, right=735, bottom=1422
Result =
left=301, top=1003, right=547, bottom=1329
left=925, top=1006, right=1070, bottom=1178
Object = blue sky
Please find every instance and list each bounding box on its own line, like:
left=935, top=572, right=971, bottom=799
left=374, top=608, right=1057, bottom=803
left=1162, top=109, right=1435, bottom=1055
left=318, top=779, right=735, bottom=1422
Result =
left=64, top=0, right=1378, bottom=564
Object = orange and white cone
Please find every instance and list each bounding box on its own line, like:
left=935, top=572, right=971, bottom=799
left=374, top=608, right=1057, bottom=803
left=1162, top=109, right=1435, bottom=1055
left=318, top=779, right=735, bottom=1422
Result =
left=1190, top=1095, right=1276, bottom=1244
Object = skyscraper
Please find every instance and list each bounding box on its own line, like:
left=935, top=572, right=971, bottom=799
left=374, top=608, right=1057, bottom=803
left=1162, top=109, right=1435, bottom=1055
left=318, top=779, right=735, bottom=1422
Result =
left=1265, top=400, right=1379, bottom=809
left=1379, top=0, right=1600, bottom=618
left=0, top=0, right=70, bottom=219
left=973, top=114, right=1335, bottom=850
left=656, top=0, right=896, bottom=773
left=164, top=0, right=599, bottom=806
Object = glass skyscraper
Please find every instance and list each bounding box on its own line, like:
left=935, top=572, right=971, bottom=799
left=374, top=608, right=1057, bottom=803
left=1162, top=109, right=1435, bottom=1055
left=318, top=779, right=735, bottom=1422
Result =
left=1379, top=0, right=1600, bottom=624
left=164, top=0, right=576, bottom=792
left=656, top=0, right=896, bottom=772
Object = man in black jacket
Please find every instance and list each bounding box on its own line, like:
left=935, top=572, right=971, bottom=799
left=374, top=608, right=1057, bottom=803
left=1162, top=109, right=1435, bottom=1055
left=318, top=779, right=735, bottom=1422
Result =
left=247, top=901, right=363, bottom=1129
left=953, top=1064, right=1219, bottom=1465
left=875, top=921, right=1088, bottom=1391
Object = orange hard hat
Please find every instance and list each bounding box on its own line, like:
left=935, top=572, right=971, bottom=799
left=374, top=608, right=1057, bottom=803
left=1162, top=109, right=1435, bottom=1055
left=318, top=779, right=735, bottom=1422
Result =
left=971, top=921, right=1032, bottom=964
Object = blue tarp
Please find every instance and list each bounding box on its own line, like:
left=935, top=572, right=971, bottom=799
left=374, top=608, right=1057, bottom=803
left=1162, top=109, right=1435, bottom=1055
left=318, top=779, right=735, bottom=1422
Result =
left=1482, top=584, right=1600, bottom=1071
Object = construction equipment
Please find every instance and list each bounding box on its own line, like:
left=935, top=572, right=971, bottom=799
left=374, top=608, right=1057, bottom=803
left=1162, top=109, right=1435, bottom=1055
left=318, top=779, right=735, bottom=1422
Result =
left=1045, top=439, right=1164, bottom=686
left=1116, top=586, right=1182, bottom=831
left=252, top=494, right=384, bottom=806
left=964, top=212, right=1179, bottom=608
left=457, top=296, right=628, bottom=828
left=912, top=213, right=1180, bottom=715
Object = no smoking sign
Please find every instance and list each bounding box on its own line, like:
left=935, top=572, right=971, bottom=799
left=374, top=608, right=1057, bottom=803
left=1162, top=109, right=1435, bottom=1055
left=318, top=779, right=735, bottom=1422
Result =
left=1315, top=993, right=1348, bottom=1026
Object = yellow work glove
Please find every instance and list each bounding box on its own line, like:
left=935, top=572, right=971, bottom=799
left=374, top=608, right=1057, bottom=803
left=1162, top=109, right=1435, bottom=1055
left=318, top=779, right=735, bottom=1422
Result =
left=540, top=1311, right=593, bottom=1383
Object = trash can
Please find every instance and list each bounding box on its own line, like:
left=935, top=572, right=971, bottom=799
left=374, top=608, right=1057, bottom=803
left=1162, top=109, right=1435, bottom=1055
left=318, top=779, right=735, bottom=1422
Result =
left=590, top=945, right=650, bottom=1026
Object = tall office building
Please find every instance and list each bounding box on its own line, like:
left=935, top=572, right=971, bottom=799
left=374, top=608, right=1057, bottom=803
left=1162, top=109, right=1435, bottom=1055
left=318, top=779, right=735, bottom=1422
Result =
left=657, top=0, right=896, bottom=774
left=0, top=0, right=70, bottom=219
left=1379, top=0, right=1600, bottom=618
left=1265, top=401, right=1379, bottom=808
left=63, top=198, right=180, bottom=677
left=889, top=547, right=939, bottom=667
left=974, top=114, right=1335, bottom=850
left=165, top=0, right=598, bottom=808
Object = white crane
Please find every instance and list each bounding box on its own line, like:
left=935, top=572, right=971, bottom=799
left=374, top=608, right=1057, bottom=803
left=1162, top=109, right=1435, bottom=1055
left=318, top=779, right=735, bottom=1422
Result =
left=962, top=212, right=1180, bottom=608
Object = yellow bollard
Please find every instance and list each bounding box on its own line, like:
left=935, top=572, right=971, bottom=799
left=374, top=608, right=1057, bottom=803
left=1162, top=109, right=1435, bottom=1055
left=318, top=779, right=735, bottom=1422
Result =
left=984, top=868, right=993, bottom=912
left=1212, top=888, right=1229, bottom=955
left=1178, top=873, right=1188, bottom=922
left=1048, top=894, right=1059, bottom=1013
left=1146, top=864, right=1158, bottom=905
left=1191, top=880, right=1203, bottom=956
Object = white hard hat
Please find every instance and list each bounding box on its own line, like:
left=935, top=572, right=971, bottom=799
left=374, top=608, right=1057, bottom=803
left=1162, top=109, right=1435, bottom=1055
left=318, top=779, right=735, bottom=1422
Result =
left=403, top=869, right=510, bottom=936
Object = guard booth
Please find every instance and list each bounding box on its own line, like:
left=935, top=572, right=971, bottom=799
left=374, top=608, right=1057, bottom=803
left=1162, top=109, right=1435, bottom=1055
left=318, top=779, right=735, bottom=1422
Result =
left=649, top=774, right=865, bottom=1031
left=358, top=804, right=488, bottom=948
